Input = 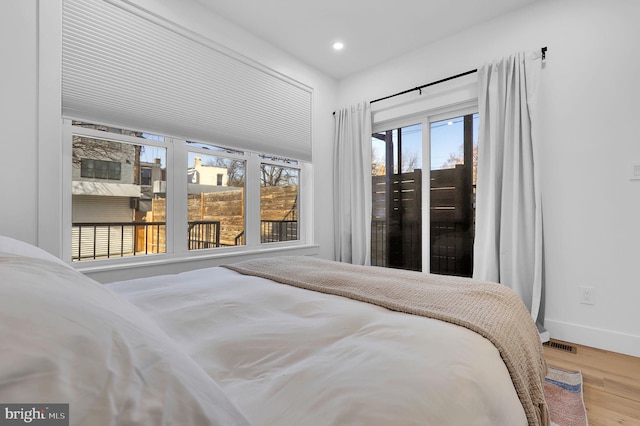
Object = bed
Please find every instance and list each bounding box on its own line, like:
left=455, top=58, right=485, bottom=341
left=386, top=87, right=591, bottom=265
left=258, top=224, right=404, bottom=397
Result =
left=0, top=236, right=549, bottom=426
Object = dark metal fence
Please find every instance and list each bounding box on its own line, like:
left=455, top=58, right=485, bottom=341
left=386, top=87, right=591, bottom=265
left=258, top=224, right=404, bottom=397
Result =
left=370, top=220, right=387, bottom=267
left=261, top=220, right=297, bottom=243
left=371, top=170, right=422, bottom=271
left=72, top=219, right=298, bottom=260
left=429, top=166, right=474, bottom=277
left=188, top=220, right=221, bottom=250
left=72, top=221, right=166, bottom=261
left=228, top=220, right=299, bottom=246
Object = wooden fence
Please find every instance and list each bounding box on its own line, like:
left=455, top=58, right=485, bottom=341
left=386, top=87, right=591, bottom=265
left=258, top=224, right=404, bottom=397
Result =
left=150, top=185, right=298, bottom=248
left=371, top=165, right=474, bottom=276
left=429, top=164, right=473, bottom=277
left=371, top=170, right=422, bottom=271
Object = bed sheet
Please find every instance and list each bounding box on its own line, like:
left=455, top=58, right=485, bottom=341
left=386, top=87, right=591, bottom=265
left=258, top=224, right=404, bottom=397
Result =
left=107, top=266, right=528, bottom=426
left=0, top=252, right=250, bottom=426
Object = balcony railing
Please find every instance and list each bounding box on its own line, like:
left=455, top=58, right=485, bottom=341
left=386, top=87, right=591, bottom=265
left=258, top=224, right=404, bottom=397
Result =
left=72, top=221, right=168, bottom=261
left=72, top=219, right=298, bottom=261
left=188, top=220, right=221, bottom=250
left=261, top=220, right=297, bottom=243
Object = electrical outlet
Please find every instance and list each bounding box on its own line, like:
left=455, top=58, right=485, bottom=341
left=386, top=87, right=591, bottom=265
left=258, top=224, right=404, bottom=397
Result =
left=580, top=286, right=595, bottom=305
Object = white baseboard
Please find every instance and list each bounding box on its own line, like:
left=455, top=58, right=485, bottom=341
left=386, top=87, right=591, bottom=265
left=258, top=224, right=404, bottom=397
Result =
left=544, top=319, right=640, bottom=358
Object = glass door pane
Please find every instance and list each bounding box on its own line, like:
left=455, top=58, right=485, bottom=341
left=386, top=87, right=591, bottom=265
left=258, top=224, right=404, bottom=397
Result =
left=429, top=114, right=478, bottom=276
left=371, top=124, right=422, bottom=271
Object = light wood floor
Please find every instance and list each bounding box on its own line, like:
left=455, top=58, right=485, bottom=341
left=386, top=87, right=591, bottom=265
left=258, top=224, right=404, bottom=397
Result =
left=543, top=340, right=640, bottom=425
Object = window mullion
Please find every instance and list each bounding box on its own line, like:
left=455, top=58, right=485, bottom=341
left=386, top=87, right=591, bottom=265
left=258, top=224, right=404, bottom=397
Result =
left=245, top=152, right=261, bottom=248
left=170, top=138, right=188, bottom=255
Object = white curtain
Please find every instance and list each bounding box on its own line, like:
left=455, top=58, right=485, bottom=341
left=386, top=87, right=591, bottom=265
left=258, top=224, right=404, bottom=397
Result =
left=473, top=51, right=543, bottom=321
left=333, top=102, right=372, bottom=265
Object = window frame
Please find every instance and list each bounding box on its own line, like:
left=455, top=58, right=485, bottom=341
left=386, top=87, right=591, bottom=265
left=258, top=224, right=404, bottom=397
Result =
left=140, top=166, right=152, bottom=186
left=258, top=159, right=302, bottom=245
left=63, top=120, right=172, bottom=263
left=185, top=141, right=248, bottom=251
left=371, top=103, right=479, bottom=275
left=428, top=112, right=478, bottom=277
left=62, top=118, right=311, bottom=268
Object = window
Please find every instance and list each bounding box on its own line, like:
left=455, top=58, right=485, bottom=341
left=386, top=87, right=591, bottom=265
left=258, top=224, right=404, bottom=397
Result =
left=65, top=121, right=307, bottom=263
left=56, top=0, right=313, bottom=264
left=140, top=167, right=152, bottom=186
left=80, top=158, right=122, bottom=180
left=70, top=123, right=167, bottom=261
left=186, top=147, right=246, bottom=250
left=260, top=162, right=299, bottom=243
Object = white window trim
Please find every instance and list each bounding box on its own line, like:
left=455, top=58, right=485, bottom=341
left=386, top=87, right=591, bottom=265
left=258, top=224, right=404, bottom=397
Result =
left=37, top=0, right=64, bottom=259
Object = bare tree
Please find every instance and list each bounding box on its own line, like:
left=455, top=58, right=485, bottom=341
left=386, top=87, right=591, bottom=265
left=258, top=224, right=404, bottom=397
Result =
left=226, top=160, right=245, bottom=187
left=443, top=144, right=478, bottom=184
left=371, top=145, right=386, bottom=176
left=260, top=164, right=297, bottom=186
left=72, top=136, right=133, bottom=164
left=401, top=150, right=420, bottom=173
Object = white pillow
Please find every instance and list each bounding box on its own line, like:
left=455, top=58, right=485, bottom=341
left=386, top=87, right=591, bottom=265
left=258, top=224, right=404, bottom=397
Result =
left=0, top=235, right=69, bottom=267
left=0, top=253, right=251, bottom=426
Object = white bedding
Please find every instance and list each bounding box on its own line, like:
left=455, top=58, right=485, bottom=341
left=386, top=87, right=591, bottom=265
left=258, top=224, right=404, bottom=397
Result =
left=0, top=237, right=250, bottom=426
left=107, top=265, right=528, bottom=426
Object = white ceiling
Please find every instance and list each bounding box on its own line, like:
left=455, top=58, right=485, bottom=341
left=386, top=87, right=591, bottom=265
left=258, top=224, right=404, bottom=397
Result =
left=193, top=0, right=539, bottom=80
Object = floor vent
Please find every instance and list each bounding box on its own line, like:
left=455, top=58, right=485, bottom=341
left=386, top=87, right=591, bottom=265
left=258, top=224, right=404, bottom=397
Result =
left=543, top=340, right=577, bottom=354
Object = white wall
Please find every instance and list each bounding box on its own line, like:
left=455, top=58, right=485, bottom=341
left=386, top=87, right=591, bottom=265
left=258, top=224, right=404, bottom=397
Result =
left=0, top=1, right=38, bottom=243
left=0, top=0, right=338, bottom=270
left=339, top=0, right=640, bottom=357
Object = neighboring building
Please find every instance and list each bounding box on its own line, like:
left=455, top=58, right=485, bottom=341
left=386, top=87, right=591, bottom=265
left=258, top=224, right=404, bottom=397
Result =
left=188, top=156, right=228, bottom=186
left=138, top=158, right=166, bottom=219
left=71, top=136, right=140, bottom=226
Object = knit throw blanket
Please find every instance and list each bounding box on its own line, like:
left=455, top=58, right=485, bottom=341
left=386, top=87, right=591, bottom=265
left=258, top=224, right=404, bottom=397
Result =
left=224, top=256, right=549, bottom=426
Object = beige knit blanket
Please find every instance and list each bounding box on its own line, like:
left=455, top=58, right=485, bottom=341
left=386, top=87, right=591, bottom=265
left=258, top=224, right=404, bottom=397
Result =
left=224, top=256, right=549, bottom=426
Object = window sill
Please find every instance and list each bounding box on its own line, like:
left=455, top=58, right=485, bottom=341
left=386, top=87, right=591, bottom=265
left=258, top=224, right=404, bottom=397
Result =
left=73, top=243, right=320, bottom=283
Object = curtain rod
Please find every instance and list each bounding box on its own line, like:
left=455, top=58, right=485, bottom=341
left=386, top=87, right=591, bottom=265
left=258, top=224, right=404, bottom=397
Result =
left=368, top=46, right=548, bottom=105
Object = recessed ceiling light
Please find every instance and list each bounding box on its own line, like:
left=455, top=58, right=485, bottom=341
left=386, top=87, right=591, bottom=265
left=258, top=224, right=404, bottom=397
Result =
left=332, top=42, right=344, bottom=51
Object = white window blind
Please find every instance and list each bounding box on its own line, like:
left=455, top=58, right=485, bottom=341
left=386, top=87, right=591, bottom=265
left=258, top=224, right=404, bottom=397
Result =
left=62, top=0, right=313, bottom=161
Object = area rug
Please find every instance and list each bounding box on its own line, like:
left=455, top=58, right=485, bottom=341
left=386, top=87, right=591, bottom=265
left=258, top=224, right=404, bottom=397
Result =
left=545, top=366, right=588, bottom=426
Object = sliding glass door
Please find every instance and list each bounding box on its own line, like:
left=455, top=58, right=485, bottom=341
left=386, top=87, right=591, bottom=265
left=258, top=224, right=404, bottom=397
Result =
left=370, top=112, right=478, bottom=277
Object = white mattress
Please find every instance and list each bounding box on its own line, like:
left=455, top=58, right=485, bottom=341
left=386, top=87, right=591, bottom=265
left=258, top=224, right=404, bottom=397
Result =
left=107, top=266, right=527, bottom=426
